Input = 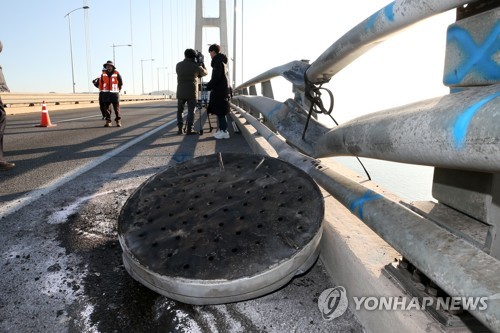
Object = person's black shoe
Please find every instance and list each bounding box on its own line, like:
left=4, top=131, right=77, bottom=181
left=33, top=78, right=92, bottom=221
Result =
left=186, top=128, right=199, bottom=135
left=0, top=161, right=15, bottom=171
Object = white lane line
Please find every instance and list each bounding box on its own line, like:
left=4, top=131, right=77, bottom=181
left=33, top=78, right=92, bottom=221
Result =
left=0, top=119, right=177, bottom=219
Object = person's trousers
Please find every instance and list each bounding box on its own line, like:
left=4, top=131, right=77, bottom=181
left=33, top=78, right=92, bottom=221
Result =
left=98, top=92, right=108, bottom=118
left=177, top=99, right=196, bottom=127
left=217, top=114, right=228, bottom=131
left=102, top=92, right=121, bottom=121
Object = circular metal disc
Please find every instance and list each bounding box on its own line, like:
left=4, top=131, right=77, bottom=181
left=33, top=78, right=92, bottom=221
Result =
left=118, top=153, right=324, bottom=304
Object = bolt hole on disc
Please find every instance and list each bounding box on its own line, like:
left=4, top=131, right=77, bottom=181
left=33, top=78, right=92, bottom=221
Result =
left=118, top=153, right=324, bottom=305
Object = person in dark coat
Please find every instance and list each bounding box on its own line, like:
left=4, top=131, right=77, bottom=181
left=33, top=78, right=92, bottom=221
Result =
left=176, top=49, right=208, bottom=135
left=205, top=44, right=231, bottom=140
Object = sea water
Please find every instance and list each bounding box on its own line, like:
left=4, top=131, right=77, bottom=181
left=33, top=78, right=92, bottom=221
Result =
left=332, top=157, right=435, bottom=203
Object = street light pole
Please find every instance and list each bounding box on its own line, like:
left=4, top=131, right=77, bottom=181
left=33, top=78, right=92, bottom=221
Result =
left=157, top=67, right=168, bottom=96
left=167, top=72, right=175, bottom=98
left=141, top=59, right=154, bottom=94
left=64, top=6, right=89, bottom=94
left=112, top=43, right=132, bottom=64
left=233, top=0, right=237, bottom=88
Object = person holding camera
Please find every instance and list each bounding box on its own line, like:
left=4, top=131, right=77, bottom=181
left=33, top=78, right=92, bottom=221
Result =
left=205, top=44, right=231, bottom=140
left=175, top=48, right=208, bottom=135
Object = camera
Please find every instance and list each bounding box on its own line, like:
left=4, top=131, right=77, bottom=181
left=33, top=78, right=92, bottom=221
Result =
left=195, top=51, right=204, bottom=64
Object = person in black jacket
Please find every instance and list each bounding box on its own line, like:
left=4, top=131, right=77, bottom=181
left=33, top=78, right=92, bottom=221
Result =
left=205, top=44, right=231, bottom=139
left=176, top=49, right=208, bottom=134
left=0, top=96, right=15, bottom=171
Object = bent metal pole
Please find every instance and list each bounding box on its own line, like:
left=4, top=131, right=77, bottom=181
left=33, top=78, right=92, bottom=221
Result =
left=305, top=0, right=481, bottom=84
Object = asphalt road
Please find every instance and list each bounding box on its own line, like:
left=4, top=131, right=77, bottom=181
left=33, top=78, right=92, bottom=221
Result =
left=0, top=101, right=365, bottom=333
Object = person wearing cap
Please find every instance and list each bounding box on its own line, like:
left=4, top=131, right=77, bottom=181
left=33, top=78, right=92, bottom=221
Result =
left=0, top=96, right=15, bottom=171
left=99, top=60, right=123, bottom=127
left=175, top=48, right=208, bottom=135
left=205, top=44, right=231, bottom=139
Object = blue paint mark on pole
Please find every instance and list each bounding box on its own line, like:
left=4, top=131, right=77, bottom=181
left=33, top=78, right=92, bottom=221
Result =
left=365, top=2, right=395, bottom=32
left=267, top=104, right=282, bottom=119
left=444, top=22, right=500, bottom=85
left=453, top=92, right=500, bottom=149
left=349, top=190, right=382, bottom=220
left=366, top=12, right=379, bottom=31
left=384, top=3, right=395, bottom=22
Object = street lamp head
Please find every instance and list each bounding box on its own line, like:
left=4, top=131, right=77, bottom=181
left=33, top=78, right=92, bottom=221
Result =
left=112, top=44, right=132, bottom=63
left=65, top=6, right=90, bottom=17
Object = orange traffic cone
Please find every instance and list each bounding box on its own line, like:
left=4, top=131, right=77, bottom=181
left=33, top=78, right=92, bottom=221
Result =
left=35, top=101, right=57, bottom=127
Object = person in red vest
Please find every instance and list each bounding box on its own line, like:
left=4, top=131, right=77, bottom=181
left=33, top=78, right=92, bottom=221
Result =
left=99, top=60, right=123, bottom=127
left=0, top=96, right=14, bottom=171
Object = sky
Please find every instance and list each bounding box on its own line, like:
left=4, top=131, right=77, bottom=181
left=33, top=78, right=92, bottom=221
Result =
left=0, top=0, right=456, bottom=122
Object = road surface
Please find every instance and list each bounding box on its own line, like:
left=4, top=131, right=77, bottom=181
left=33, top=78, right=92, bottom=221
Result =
left=0, top=102, right=365, bottom=333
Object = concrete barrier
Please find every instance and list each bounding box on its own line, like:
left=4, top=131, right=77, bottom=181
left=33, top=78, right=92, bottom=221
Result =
left=1, top=92, right=169, bottom=114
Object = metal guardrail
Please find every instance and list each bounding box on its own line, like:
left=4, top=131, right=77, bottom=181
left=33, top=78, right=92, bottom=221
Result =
left=232, top=1, right=500, bottom=331
left=233, top=86, right=500, bottom=173
left=305, top=0, right=481, bottom=84
left=231, top=100, right=500, bottom=332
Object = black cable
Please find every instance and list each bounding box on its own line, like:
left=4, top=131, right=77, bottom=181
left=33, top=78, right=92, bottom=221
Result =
left=302, top=74, right=334, bottom=140
left=303, top=73, right=371, bottom=181
left=329, top=114, right=372, bottom=181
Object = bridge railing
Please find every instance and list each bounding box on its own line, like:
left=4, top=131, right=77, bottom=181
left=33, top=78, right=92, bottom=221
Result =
left=231, top=0, right=500, bottom=331
left=1, top=92, right=166, bottom=109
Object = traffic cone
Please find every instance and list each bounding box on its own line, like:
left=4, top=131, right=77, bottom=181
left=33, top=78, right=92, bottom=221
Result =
left=35, top=101, right=57, bottom=127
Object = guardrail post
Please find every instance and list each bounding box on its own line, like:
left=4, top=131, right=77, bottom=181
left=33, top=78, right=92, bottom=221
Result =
left=431, top=4, right=500, bottom=259
left=248, top=85, right=257, bottom=96
left=261, top=80, right=274, bottom=99
left=432, top=168, right=500, bottom=259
